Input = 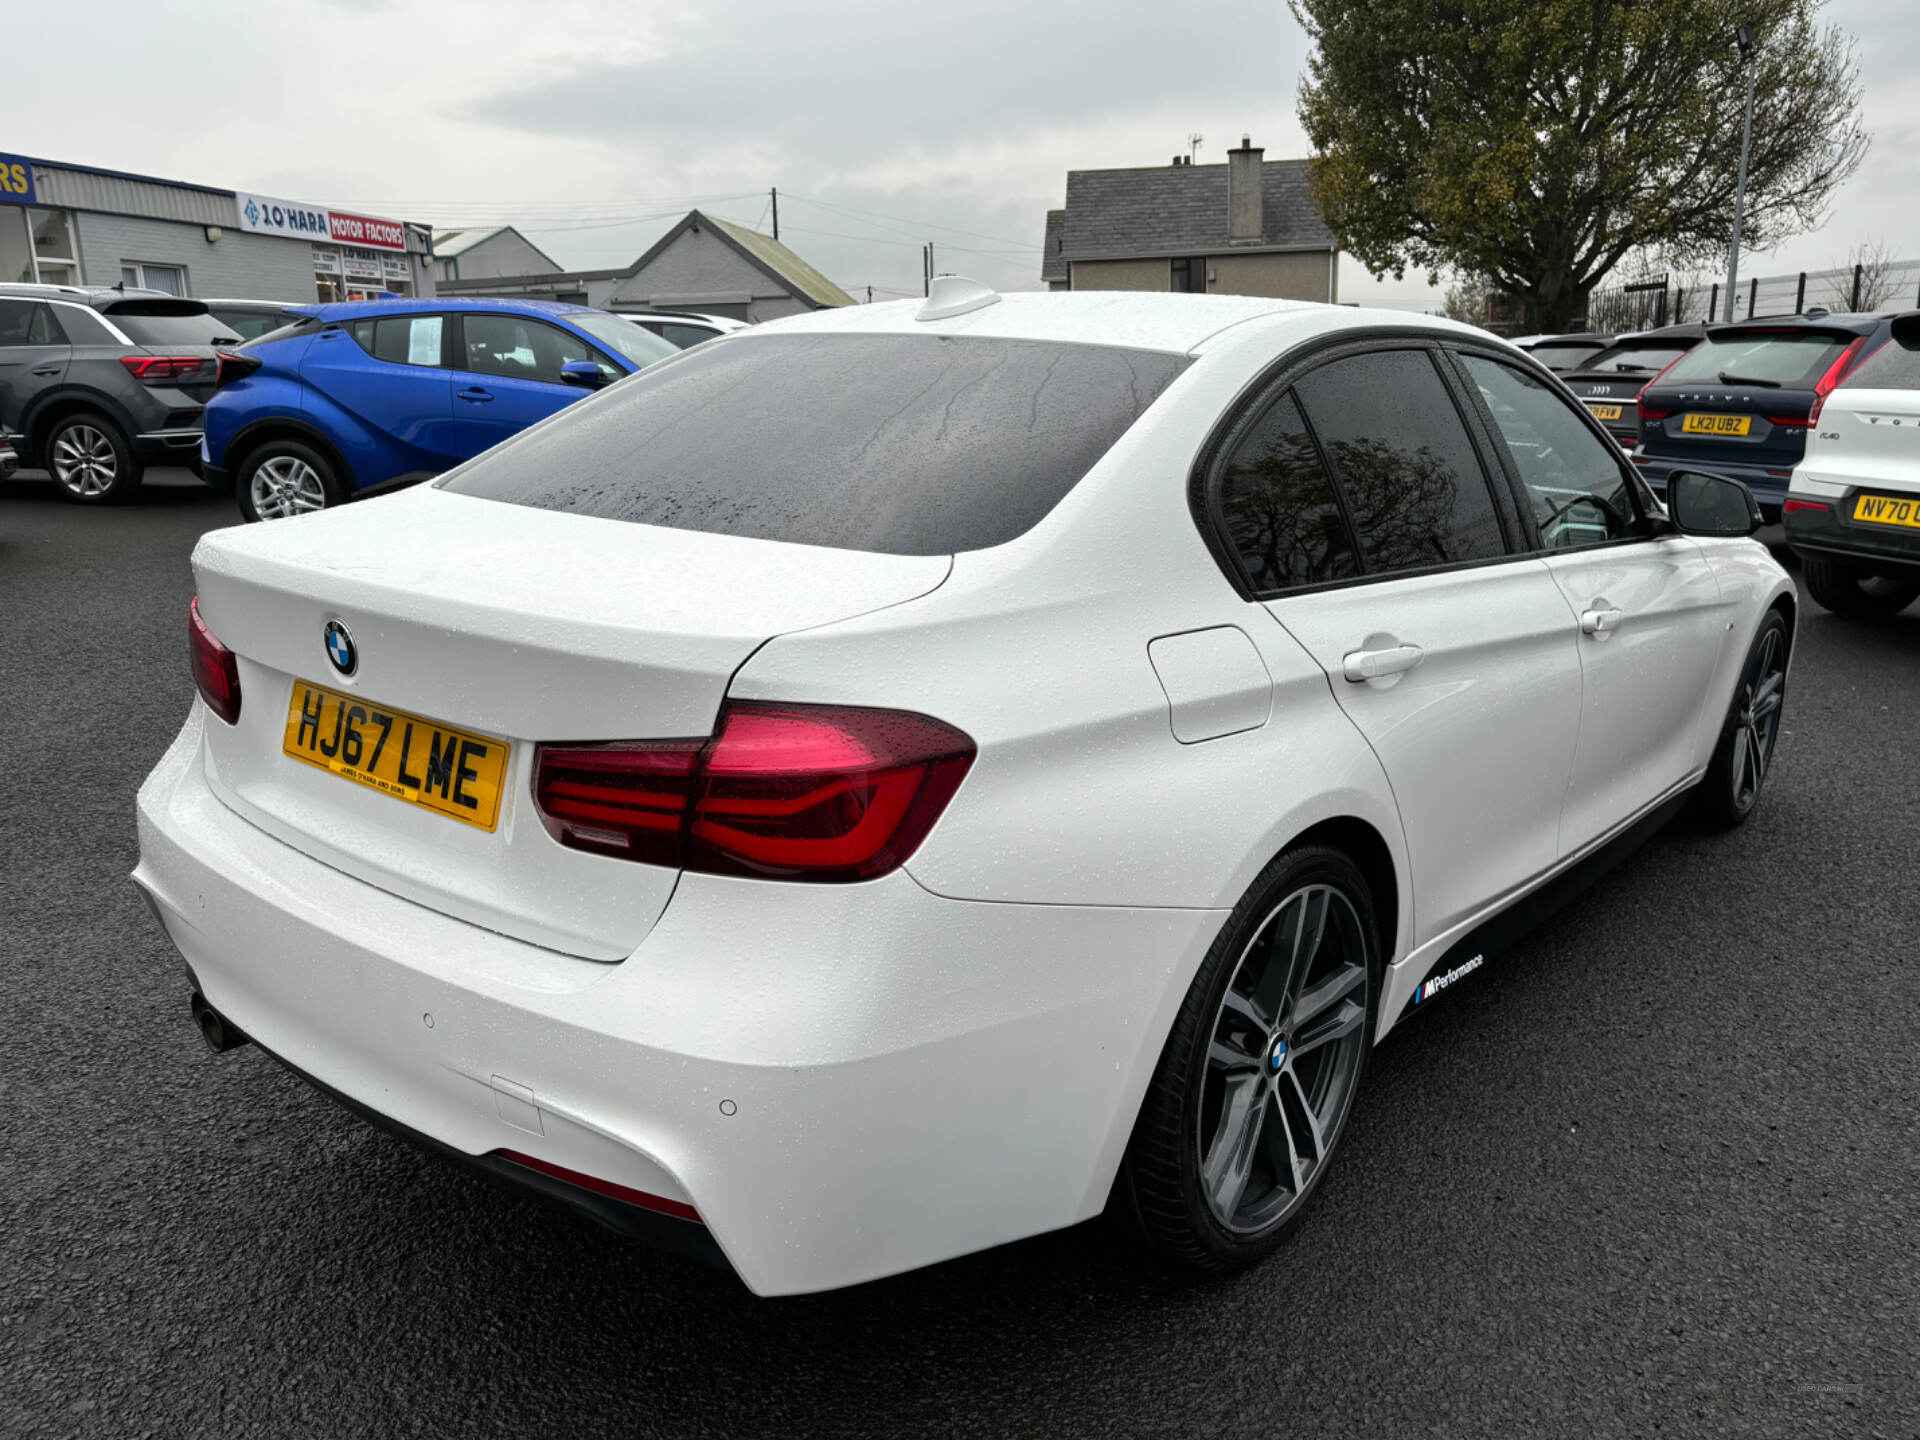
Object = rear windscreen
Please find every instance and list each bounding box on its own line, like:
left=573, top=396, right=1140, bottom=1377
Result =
left=1659, top=332, right=1849, bottom=389
left=1579, top=342, right=1694, bottom=375
left=108, top=306, right=242, bottom=347
left=1526, top=343, right=1605, bottom=371
left=442, top=333, right=1191, bottom=555
left=1839, top=335, right=1920, bottom=391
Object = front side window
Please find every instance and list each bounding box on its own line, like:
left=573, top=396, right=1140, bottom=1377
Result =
left=1217, top=391, right=1358, bottom=591
left=443, top=332, right=1190, bottom=555
left=1460, top=354, right=1639, bottom=549
left=460, top=313, right=601, bottom=384
left=351, top=314, right=444, bottom=367
left=1292, top=349, right=1508, bottom=574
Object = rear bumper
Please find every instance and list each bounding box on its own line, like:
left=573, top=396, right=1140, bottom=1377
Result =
left=1783, top=490, right=1920, bottom=578
left=1633, top=453, right=1795, bottom=509
left=133, top=427, right=207, bottom=462
left=134, top=706, right=1219, bottom=1295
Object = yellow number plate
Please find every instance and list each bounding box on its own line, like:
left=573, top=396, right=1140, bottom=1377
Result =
left=1680, top=413, right=1752, bottom=436
left=1853, top=494, right=1920, bottom=529
left=1584, top=403, right=1624, bottom=421
left=283, top=680, right=510, bottom=830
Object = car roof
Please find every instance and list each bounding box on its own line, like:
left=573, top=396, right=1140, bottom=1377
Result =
left=286, top=296, right=601, bottom=323
left=0, top=281, right=181, bottom=306
left=201, top=298, right=301, bottom=311
left=742, top=289, right=1490, bottom=357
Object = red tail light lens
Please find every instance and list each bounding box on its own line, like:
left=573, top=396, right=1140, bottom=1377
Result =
left=1807, top=336, right=1868, bottom=427
left=121, top=355, right=208, bottom=382
left=215, top=352, right=263, bottom=389
left=1634, top=350, right=1689, bottom=424
left=1782, top=499, right=1829, bottom=515
left=533, top=702, right=976, bottom=882
left=188, top=597, right=241, bottom=725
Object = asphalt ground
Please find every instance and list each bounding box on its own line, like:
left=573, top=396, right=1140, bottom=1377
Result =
left=3, top=469, right=1916, bottom=1439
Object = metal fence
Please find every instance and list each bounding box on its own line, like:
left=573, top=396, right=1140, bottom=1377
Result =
left=1586, top=259, right=1920, bottom=331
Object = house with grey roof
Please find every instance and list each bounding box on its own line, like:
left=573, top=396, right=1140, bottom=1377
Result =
left=1040, top=137, right=1337, bottom=302
left=436, top=209, right=852, bottom=322
left=428, top=226, right=561, bottom=284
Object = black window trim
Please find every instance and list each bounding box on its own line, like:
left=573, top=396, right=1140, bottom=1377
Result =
left=1436, top=342, right=1665, bottom=557
left=1191, top=329, right=1532, bottom=602
left=450, top=311, right=620, bottom=387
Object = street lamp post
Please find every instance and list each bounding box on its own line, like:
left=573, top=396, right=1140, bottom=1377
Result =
left=1724, top=23, right=1759, bottom=323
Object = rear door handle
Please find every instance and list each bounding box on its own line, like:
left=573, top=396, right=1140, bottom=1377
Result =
left=1580, top=607, right=1624, bottom=636
left=1342, top=644, right=1424, bottom=682
left=457, top=387, right=494, bottom=404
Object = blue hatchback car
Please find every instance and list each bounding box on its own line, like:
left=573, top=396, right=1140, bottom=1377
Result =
left=202, top=298, right=679, bottom=521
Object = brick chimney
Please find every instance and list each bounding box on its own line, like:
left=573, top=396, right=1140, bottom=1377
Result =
left=1227, top=134, right=1264, bottom=244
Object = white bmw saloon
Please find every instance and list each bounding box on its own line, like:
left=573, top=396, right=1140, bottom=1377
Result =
left=136, top=282, right=1794, bottom=1294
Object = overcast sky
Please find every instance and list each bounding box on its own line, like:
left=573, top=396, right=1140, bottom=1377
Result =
left=9, top=0, right=1918, bottom=311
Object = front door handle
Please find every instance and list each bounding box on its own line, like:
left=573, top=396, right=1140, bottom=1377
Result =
left=31, top=365, right=62, bottom=376
left=1342, top=644, right=1424, bottom=682
left=457, top=387, right=494, bottom=404
left=1580, top=607, right=1624, bottom=636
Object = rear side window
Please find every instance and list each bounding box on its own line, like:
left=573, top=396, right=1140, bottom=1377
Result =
left=1659, top=332, right=1850, bottom=389
left=1292, top=349, right=1507, bottom=574
left=352, top=314, right=444, bottom=367
left=1217, top=391, right=1359, bottom=591
left=50, top=304, right=121, bottom=346
left=0, top=298, right=39, bottom=344
left=1839, top=334, right=1920, bottom=391
left=443, top=333, right=1191, bottom=555
left=105, top=304, right=241, bottom=347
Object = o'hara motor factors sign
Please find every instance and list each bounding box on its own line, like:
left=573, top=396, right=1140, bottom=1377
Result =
left=235, top=193, right=407, bottom=251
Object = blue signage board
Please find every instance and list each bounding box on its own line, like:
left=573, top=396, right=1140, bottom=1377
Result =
left=0, top=154, right=35, bottom=205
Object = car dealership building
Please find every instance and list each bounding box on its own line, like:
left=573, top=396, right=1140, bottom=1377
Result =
left=0, top=150, right=435, bottom=302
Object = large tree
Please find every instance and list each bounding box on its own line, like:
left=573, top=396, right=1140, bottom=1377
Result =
left=1293, top=0, right=1869, bottom=331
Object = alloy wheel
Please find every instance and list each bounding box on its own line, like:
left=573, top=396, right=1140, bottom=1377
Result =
left=50, top=426, right=118, bottom=498
left=1198, top=884, right=1369, bottom=1234
left=1732, top=625, right=1786, bottom=812
left=250, top=456, right=328, bottom=520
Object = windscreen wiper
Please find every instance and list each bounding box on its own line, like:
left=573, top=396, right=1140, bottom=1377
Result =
left=1717, top=371, right=1781, bottom=388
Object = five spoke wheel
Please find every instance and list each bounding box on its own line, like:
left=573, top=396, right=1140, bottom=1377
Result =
left=1732, top=622, right=1785, bottom=813
left=1197, top=884, right=1369, bottom=1234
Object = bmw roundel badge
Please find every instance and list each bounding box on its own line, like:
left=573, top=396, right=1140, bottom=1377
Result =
left=323, top=619, right=357, bottom=677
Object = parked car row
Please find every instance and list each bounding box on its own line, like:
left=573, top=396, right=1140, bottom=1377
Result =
left=1521, top=310, right=1920, bottom=619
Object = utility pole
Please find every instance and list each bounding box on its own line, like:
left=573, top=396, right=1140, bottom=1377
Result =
left=770, top=187, right=779, bottom=241
left=867, top=284, right=873, bottom=304
left=1724, top=24, right=1758, bottom=322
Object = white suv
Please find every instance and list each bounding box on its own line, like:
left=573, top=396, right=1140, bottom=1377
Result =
left=1784, top=313, right=1920, bottom=617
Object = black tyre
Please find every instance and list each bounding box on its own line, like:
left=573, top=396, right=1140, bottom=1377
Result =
left=45, top=412, right=142, bottom=504
left=1801, top=555, right=1920, bottom=620
left=235, top=438, right=345, bottom=522
left=1690, top=608, right=1789, bottom=831
left=1122, top=845, right=1379, bottom=1271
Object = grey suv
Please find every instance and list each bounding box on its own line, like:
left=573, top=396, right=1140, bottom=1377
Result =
left=0, top=284, right=241, bottom=503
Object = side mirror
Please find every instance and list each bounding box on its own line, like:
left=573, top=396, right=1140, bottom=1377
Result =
left=1667, top=469, right=1764, bottom=537
left=559, top=359, right=609, bottom=390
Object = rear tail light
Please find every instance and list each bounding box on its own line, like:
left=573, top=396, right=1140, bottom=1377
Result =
left=496, top=1150, right=700, bottom=1221
left=1782, top=499, right=1829, bottom=515
left=1807, top=336, right=1868, bottom=426
left=188, top=597, right=241, bottom=725
left=120, top=355, right=208, bottom=382
left=215, top=352, right=263, bottom=389
left=534, top=701, right=976, bottom=882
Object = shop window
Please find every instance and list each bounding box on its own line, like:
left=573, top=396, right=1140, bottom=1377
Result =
left=121, top=261, right=186, bottom=296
